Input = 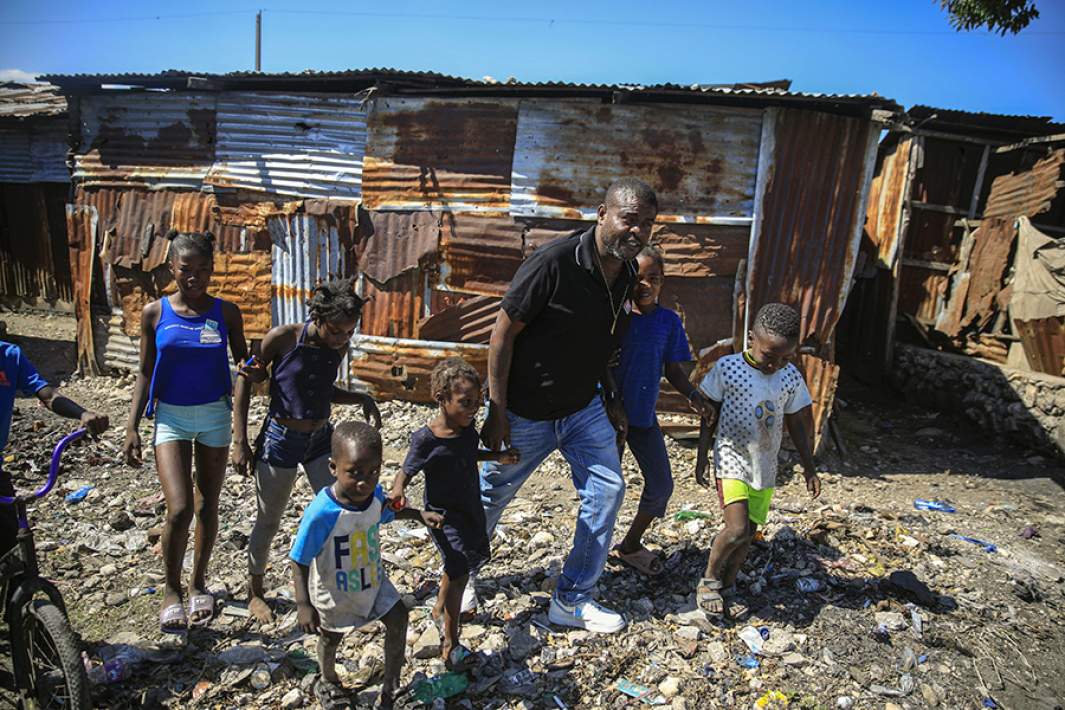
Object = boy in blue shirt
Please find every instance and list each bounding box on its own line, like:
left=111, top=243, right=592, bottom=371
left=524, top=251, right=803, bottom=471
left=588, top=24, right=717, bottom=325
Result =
left=291, top=421, right=442, bottom=709
left=1, top=340, right=109, bottom=558
left=610, top=247, right=714, bottom=575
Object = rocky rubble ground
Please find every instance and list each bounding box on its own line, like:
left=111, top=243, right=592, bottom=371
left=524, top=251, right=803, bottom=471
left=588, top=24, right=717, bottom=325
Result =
left=1, top=312, right=1064, bottom=710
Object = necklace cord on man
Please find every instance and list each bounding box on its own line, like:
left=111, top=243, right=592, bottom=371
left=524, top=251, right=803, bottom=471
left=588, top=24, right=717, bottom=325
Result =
left=592, top=245, right=624, bottom=335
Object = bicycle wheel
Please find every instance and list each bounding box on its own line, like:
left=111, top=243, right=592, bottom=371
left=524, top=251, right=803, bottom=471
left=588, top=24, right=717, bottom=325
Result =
left=19, top=600, right=91, bottom=710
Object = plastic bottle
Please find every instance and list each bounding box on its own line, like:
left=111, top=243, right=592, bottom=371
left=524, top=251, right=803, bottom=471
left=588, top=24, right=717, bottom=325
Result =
left=411, top=672, right=469, bottom=703
left=913, top=499, right=956, bottom=513
left=796, top=577, right=823, bottom=593
left=673, top=510, right=713, bottom=521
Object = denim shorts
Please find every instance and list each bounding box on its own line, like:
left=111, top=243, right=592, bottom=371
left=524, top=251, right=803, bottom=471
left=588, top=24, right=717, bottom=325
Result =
left=256, top=418, right=333, bottom=468
left=153, top=398, right=232, bottom=448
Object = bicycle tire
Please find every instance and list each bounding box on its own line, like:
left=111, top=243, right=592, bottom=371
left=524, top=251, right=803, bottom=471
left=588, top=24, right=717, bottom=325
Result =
left=20, top=600, right=91, bottom=710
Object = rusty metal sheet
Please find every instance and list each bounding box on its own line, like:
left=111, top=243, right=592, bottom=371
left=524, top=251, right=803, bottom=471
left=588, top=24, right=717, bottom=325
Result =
left=362, top=97, right=517, bottom=213
left=510, top=100, right=761, bottom=221
left=0, top=183, right=71, bottom=303
left=417, top=295, right=500, bottom=344
left=747, top=108, right=875, bottom=442
left=0, top=83, right=67, bottom=118
left=1014, top=317, right=1065, bottom=376
left=898, top=265, right=949, bottom=325
left=863, top=135, right=912, bottom=266
left=269, top=211, right=350, bottom=328
left=359, top=272, right=425, bottom=340
left=439, top=214, right=523, bottom=296
left=521, top=219, right=586, bottom=255
left=652, top=223, right=749, bottom=278
left=77, top=188, right=251, bottom=269
left=349, top=334, right=488, bottom=403
left=0, top=118, right=68, bottom=183
left=74, top=92, right=217, bottom=190
left=797, top=355, right=840, bottom=449
left=211, top=251, right=272, bottom=339
left=206, top=92, right=368, bottom=199
left=66, top=203, right=98, bottom=372
left=360, top=210, right=440, bottom=286
left=947, top=218, right=1015, bottom=334
left=911, top=137, right=987, bottom=211
left=94, top=307, right=140, bottom=372
left=983, top=148, right=1064, bottom=219
left=659, top=276, right=734, bottom=353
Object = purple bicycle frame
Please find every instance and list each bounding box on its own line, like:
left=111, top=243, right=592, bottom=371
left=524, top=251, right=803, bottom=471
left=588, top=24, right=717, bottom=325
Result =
left=0, top=428, right=86, bottom=528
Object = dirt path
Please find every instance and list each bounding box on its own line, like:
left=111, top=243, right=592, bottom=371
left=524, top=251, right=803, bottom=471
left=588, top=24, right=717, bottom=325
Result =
left=1, top=311, right=1062, bottom=709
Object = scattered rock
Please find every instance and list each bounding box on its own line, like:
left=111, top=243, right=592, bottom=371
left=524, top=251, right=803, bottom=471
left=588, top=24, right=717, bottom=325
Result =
left=413, top=624, right=442, bottom=660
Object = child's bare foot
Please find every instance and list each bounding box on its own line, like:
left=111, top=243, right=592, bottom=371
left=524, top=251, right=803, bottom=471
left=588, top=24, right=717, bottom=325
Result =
left=696, top=578, right=725, bottom=615
left=248, top=595, right=273, bottom=623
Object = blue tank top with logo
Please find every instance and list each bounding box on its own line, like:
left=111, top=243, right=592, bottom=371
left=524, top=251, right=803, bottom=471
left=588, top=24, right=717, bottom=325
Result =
left=145, top=296, right=231, bottom=417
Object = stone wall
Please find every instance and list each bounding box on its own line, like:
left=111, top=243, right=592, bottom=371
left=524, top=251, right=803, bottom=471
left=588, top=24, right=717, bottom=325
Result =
left=890, top=344, right=1065, bottom=457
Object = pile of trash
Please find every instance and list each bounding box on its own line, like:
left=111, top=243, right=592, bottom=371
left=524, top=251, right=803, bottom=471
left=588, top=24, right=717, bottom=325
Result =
left=1, top=314, right=1063, bottom=709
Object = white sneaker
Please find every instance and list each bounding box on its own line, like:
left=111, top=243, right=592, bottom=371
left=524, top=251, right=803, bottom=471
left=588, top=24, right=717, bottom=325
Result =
left=548, top=595, right=626, bottom=633
left=460, top=575, right=479, bottom=614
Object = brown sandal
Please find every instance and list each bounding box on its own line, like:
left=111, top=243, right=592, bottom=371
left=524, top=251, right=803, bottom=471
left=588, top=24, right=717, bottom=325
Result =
left=611, top=545, right=665, bottom=576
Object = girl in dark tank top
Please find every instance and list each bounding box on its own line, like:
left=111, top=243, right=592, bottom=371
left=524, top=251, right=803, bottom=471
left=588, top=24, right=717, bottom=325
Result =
left=231, top=277, right=381, bottom=623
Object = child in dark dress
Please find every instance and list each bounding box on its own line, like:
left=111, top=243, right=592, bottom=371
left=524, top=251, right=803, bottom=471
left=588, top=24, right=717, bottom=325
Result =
left=390, top=357, right=519, bottom=669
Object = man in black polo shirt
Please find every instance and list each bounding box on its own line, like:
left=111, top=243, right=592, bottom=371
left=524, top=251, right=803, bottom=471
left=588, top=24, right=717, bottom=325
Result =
left=477, top=178, right=657, bottom=633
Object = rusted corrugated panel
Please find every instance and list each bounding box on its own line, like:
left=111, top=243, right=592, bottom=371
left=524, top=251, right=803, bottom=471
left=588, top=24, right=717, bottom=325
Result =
left=747, top=108, right=874, bottom=441
left=206, top=92, right=367, bottom=199
left=78, top=187, right=251, bottom=269
left=982, top=148, right=1065, bottom=219
left=659, top=275, right=734, bottom=352
left=939, top=218, right=1015, bottom=335
left=210, top=251, right=273, bottom=339
left=798, top=355, right=840, bottom=448
left=417, top=295, right=500, bottom=344
left=269, top=212, right=349, bottom=328
left=94, top=308, right=140, bottom=372
left=510, top=100, right=761, bottom=221
left=0, top=83, right=67, bottom=118
left=349, top=334, right=488, bottom=403
left=74, top=93, right=216, bottom=190
left=359, top=211, right=440, bottom=285
left=0, top=183, right=61, bottom=302
left=359, top=273, right=424, bottom=339
left=864, top=134, right=912, bottom=266
left=898, top=265, right=949, bottom=325
left=67, top=203, right=99, bottom=372
left=0, top=118, right=68, bottom=183
left=1014, top=317, right=1065, bottom=376
left=652, top=223, right=749, bottom=278
left=439, top=214, right=523, bottom=296
left=362, top=97, right=517, bottom=213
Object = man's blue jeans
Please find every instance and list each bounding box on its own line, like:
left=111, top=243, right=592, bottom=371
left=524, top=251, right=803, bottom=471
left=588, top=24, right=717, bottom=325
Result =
left=480, top=395, right=625, bottom=605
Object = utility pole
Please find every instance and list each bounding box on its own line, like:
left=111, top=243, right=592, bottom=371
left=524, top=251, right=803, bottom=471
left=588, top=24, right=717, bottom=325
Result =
left=255, top=10, right=262, bottom=72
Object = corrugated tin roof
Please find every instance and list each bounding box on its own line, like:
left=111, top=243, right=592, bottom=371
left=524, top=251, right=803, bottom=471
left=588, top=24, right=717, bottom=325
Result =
left=983, top=148, right=1065, bottom=219
left=0, top=83, right=67, bottom=119
left=908, top=105, right=1065, bottom=139
left=40, top=69, right=899, bottom=114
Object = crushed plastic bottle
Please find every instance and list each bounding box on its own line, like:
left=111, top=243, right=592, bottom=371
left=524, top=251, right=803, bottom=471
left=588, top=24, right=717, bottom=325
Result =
left=64, top=485, right=93, bottom=503
left=738, top=625, right=765, bottom=654
left=950, top=534, right=997, bottom=553
left=411, top=672, right=469, bottom=704
left=84, top=647, right=144, bottom=684
left=735, top=654, right=760, bottom=669
left=796, top=576, right=823, bottom=593
left=673, top=510, right=714, bottom=521
left=913, top=499, right=956, bottom=513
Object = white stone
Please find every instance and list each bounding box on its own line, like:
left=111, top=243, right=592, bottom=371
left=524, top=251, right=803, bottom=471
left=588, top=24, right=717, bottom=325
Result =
left=657, top=676, right=681, bottom=699
left=280, top=688, right=303, bottom=709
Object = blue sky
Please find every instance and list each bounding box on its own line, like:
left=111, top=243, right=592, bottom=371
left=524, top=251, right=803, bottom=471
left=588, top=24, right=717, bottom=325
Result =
left=1, top=1, right=1062, bottom=120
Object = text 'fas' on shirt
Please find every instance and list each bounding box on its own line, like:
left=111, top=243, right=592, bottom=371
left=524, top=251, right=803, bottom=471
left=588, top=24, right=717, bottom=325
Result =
left=698, top=353, right=813, bottom=490
left=290, top=485, right=396, bottom=628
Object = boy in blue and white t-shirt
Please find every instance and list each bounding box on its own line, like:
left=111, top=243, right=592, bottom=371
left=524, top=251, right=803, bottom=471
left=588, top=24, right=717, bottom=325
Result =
left=291, top=421, right=442, bottom=709
left=610, top=247, right=715, bottom=576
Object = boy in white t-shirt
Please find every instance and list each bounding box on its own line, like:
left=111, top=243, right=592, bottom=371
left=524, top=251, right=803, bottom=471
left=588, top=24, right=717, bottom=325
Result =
left=694, top=303, right=821, bottom=620
left=291, top=421, right=443, bottom=709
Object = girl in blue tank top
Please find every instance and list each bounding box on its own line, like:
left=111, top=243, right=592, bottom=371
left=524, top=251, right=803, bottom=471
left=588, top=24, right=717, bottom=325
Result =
left=122, top=231, right=249, bottom=634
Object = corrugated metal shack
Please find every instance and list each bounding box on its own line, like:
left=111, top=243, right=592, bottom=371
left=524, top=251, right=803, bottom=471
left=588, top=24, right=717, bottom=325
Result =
left=839, top=107, right=1065, bottom=382
left=44, top=69, right=899, bottom=447
left=0, top=83, right=73, bottom=309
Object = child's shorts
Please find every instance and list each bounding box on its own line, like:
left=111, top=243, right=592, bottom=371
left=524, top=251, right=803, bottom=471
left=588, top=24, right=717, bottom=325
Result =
left=715, top=478, right=774, bottom=525
left=153, top=398, right=232, bottom=448
left=318, top=576, right=403, bottom=633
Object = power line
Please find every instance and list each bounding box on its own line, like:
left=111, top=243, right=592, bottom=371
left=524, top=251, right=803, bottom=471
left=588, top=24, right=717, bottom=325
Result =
left=0, top=7, right=1062, bottom=35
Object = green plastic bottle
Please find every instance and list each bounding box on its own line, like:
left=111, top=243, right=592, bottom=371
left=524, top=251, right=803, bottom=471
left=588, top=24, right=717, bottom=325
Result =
left=411, top=672, right=469, bottom=703
left=674, top=510, right=713, bottom=521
